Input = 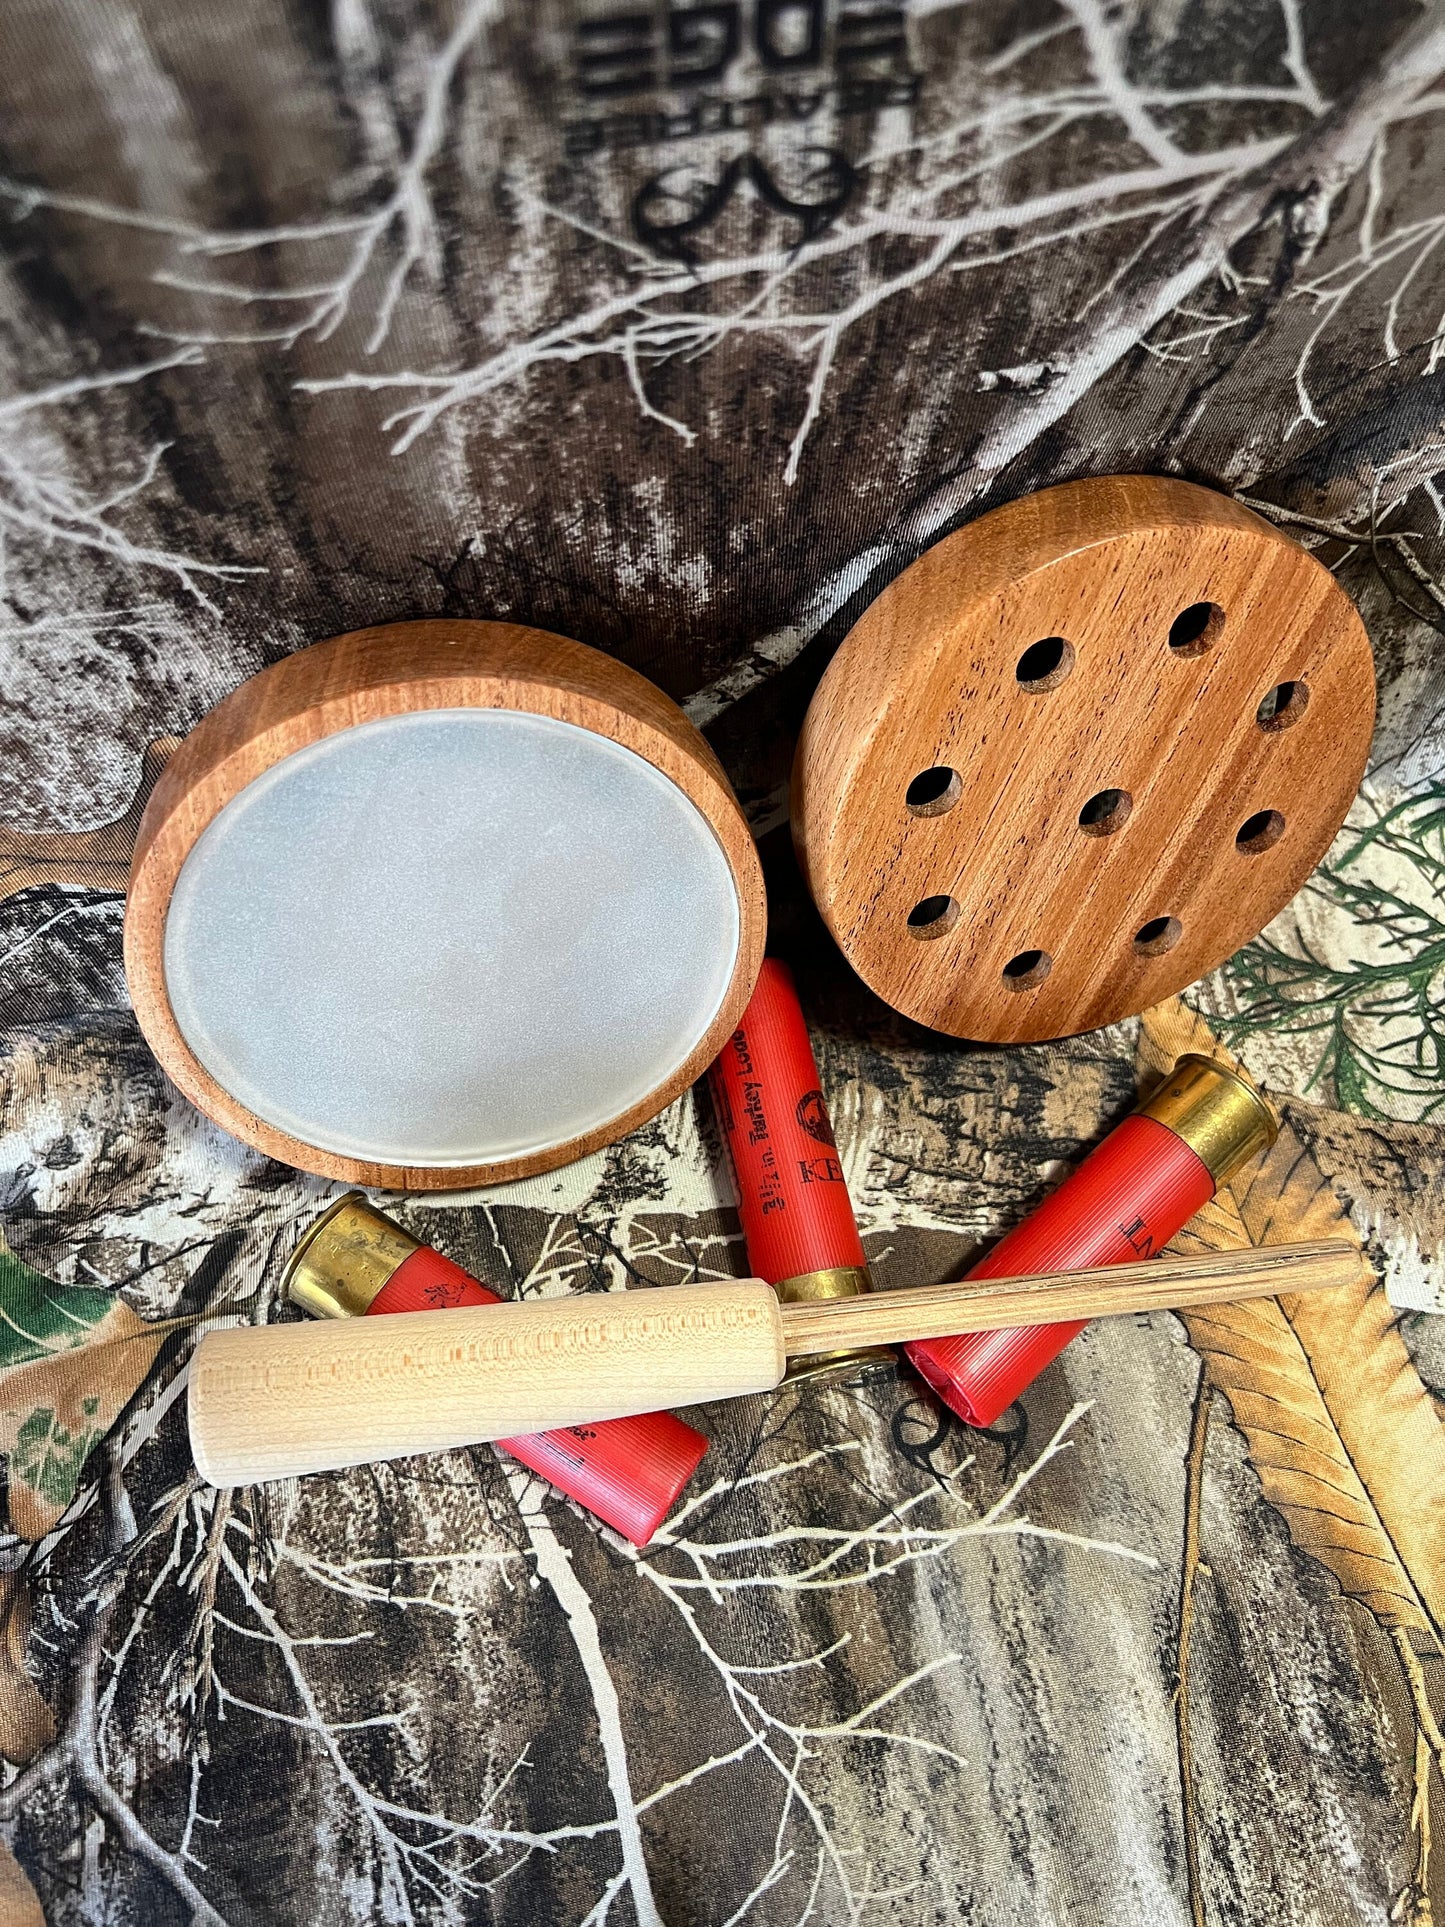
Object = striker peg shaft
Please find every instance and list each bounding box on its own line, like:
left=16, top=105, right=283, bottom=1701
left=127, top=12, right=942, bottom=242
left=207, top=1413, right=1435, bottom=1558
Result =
left=189, top=1240, right=1360, bottom=1489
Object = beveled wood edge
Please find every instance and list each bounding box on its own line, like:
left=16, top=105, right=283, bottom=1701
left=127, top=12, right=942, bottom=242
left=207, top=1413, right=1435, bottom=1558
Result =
left=130, top=619, right=741, bottom=881
left=124, top=620, right=766, bottom=1190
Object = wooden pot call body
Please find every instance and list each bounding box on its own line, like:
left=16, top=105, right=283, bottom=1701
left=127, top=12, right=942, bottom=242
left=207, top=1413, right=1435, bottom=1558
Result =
left=122, top=621, right=766, bottom=1189
left=2, top=626, right=765, bottom=1193
left=189, top=1240, right=1358, bottom=1488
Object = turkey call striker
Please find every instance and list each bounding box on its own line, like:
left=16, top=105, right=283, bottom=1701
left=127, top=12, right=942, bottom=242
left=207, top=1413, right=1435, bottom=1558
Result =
left=191, top=1236, right=1358, bottom=1488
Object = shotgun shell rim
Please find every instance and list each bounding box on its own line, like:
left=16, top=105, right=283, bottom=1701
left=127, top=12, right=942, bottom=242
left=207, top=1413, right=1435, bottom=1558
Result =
left=773, top=1264, right=891, bottom=1383
left=283, top=1192, right=420, bottom=1319
left=1137, top=1052, right=1278, bottom=1187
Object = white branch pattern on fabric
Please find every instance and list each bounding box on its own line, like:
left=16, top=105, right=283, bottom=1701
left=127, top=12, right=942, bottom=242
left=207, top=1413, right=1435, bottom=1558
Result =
left=2, top=2, right=1444, bottom=1920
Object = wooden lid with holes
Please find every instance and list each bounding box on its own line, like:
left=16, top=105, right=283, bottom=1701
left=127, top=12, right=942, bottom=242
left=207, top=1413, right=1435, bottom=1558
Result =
left=125, top=620, right=766, bottom=1189
left=791, top=476, right=1374, bottom=1044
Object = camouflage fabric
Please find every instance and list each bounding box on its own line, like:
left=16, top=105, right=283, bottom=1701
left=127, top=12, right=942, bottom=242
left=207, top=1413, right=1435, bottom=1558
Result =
left=1, top=3, right=1444, bottom=1922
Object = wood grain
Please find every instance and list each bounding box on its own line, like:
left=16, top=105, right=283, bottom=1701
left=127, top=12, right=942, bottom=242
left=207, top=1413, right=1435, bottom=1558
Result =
left=123, top=620, right=767, bottom=1189
left=189, top=1240, right=1356, bottom=1488
left=792, top=476, right=1375, bottom=1043
left=0, top=739, right=179, bottom=907
left=778, top=1238, right=1359, bottom=1353
left=189, top=1279, right=787, bottom=1486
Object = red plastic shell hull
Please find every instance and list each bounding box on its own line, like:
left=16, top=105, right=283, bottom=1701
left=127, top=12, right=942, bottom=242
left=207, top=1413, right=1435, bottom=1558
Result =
left=905, top=1113, right=1216, bottom=1427
left=709, top=958, right=867, bottom=1284
left=369, top=1247, right=707, bottom=1545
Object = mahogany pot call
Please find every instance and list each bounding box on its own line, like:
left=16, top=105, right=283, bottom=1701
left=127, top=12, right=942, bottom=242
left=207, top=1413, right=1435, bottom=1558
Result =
left=120, top=620, right=766, bottom=1188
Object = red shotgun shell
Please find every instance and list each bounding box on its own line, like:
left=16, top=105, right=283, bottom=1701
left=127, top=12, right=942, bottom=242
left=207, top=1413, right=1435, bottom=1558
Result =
left=709, top=957, right=889, bottom=1379
left=284, top=1196, right=707, bottom=1545
left=906, top=1054, right=1277, bottom=1428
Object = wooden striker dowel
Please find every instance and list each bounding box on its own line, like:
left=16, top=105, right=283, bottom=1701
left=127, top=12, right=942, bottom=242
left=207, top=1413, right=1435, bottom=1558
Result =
left=189, top=1241, right=1358, bottom=1489
left=778, top=1239, right=1359, bottom=1354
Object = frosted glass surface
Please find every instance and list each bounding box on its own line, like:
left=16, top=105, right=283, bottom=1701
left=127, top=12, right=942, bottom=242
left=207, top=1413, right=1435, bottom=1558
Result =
left=163, top=709, right=741, bottom=1165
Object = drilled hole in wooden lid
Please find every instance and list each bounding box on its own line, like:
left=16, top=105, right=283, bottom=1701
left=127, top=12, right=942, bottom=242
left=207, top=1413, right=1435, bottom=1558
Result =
left=793, top=475, right=1374, bottom=1043
left=905, top=766, right=962, bottom=816
left=1078, top=788, right=1132, bottom=835
left=907, top=894, right=960, bottom=939
left=1257, top=680, right=1310, bottom=731
left=1133, top=915, right=1182, bottom=956
left=1236, top=808, right=1286, bottom=854
left=1168, top=601, right=1224, bottom=656
left=1002, top=949, right=1052, bottom=990
left=1015, top=636, right=1074, bottom=691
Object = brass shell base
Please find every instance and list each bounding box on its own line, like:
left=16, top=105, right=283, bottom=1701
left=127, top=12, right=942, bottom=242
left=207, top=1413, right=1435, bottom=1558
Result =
left=1139, top=1053, right=1277, bottom=1185
left=284, top=1193, right=419, bottom=1320
left=773, top=1265, right=894, bottom=1382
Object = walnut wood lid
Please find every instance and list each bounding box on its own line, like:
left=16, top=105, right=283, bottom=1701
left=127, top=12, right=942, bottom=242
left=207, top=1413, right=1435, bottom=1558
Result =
left=791, top=476, right=1375, bottom=1043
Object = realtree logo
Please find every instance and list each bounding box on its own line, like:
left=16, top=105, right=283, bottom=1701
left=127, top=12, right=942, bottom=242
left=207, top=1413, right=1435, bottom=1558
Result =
left=563, top=0, right=918, bottom=160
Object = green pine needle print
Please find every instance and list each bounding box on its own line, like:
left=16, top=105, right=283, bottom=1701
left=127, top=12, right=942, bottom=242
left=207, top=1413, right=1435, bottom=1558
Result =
left=1217, top=782, right=1445, bottom=1120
